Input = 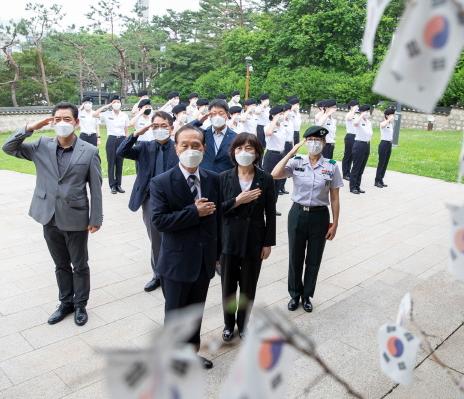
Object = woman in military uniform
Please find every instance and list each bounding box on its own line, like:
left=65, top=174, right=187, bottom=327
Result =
left=271, top=126, right=343, bottom=313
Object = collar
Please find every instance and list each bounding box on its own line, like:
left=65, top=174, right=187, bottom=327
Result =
left=213, top=126, right=227, bottom=136
left=57, top=134, right=77, bottom=150
left=179, top=163, right=201, bottom=181
left=302, top=155, right=325, bottom=168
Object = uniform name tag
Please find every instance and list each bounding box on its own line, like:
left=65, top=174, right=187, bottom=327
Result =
left=295, top=167, right=305, bottom=172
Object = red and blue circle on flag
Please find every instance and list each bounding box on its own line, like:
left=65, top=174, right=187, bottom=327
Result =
left=258, top=338, right=285, bottom=371
left=386, top=336, right=405, bottom=358
left=423, top=15, right=449, bottom=49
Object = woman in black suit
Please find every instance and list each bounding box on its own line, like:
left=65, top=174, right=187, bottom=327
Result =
left=220, top=133, right=276, bottom=341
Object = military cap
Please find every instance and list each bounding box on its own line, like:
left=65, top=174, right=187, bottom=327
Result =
left=303, top=125, right=329, bottom=139
left=196, top=98, right=209, bottom=107
left=283, top=103, right=292, bottom=111
left=269, top=105, right=284, bottom=120
left=325, top=99, right=337, bottom=108
left=244, top=98, right=256, bottom=106
left=316, top=100, right=327, bottom=108
left=259, top=93, right=270, bottom=102
left=384, top=107, right=395, bottom=116
left=231, top=90, right=240, bottom=97
left=188, top=92, right=199, bottom=100
left=167, top=91, right=180, bottom=100
left=82, top=96, right=92, bottom=103
left=172, top=103, right=187, bottom=115
left=359, top=104, right=371, bottom=112
left=138, top=99, right=151, bottom=108
left=288, top=97, right=300, bottom=105
left=216, top=93, right=227, bottom=100
left=229, top=106, right=242, bottom=115
left=110, top=95, right=120, bottom=102
left=348, top=99, right=359, bottom=108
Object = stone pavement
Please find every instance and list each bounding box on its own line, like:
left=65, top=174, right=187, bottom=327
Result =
left=0, top=165, right=463, bottom=399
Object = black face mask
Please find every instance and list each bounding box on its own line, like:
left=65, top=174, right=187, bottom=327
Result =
left=144, top=109, right=152, bottom=115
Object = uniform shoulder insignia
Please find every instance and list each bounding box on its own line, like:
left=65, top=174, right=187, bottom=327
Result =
left=294, top=155, right=302, bottom=160
left=329, top=159, right=336, bottom=165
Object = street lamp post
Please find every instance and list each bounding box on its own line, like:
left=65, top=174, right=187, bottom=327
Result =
left=245, top=56, right=253, bottom=100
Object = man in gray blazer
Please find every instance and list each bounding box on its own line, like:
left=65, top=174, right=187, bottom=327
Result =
left=2, top=102, right=103, bottom=327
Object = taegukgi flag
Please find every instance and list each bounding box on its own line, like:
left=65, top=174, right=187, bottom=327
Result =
left=448, top=203, right=464, bottom=282
left=362, top=0, right=392, bottom=63
left=373, top=0, right=464, bottom=113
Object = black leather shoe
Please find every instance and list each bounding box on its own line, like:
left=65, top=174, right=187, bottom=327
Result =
left=239, top=331, right=245, bottom=340
left=222, top=328, right=235, bottom=342
left=381, top=182, right=388, bottom=187
left=111, top=187, right=117, bottom=194
left=74, top=307, right=88, bottom=326
left=374, top=182, right=384, bottom=188
left=48, top=304, right=74, bottom=325
left=288, top=297, right=300, bottom=311
left=359, top=189, right=366, bottom=193
left=116, top=186, right=125, bottom=193
left=144, top=278, right=161, bottom=292
left=343, top=175, right=350, bottom=181
left=215, top=263, right=222, bottom=276
left=350, top=189, right=360, bottom=195
left=303, top=298, right=313, bottom=313
left=276, top=211, right=282, bottom=216
left=280, top=190, right=289, bottom=195
left=199, top=356, right=213, bottom=369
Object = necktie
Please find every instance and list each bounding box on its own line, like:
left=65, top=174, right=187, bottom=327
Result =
left=155, top=143, right=164, bottom=176
left=187, top=174, right=198, bottom=199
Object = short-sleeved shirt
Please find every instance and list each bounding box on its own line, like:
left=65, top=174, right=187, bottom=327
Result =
left=134, top=115, right=154, bottom=142
left=291, top=111, right=302, bottom=132
left=239, top=114, right=258, bottom=135
left=323, top=117, right=337, bottom=144
left=78, top=110, right=98, bottom=134
left=264, top=124, right=286, bottom=152
left=380, top=122, right=394, bottom=141
left=355, top=118, right=373, bottom=142
left=284, top=155, right=344, bottom=206
left=345, top=115, right=355, bottom=134
left=102, top=111, right=129, bottom=137
left=257, top=105, right=270, bottom=126
left=283, top=120, right=294, bottom=142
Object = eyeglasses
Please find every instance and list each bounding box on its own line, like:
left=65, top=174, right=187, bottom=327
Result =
left=306, top=138, right=324, bottom=142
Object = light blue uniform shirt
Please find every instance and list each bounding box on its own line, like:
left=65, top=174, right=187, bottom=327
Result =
left=284, top=155, right=344, bottom=206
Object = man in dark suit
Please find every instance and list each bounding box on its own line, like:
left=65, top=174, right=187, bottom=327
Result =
left=194, top=99, right=236, bottom=173
left=150, top=124, right=221, bottom=369
left=2, top=102, right=103, bottom=327
left=117, top=111, right=179, bottom=292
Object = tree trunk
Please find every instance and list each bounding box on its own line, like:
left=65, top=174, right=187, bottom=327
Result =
left=36, top=44, right=51, bottom=104
left=78, top=51, right=84, bottom=101
left=2, top=48, right=20, bottom=107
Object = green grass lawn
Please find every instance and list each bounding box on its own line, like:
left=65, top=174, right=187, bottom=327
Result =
left=0, top=125, right=462, bottom=183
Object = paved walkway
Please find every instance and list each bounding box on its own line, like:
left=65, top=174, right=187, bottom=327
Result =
left=0, top=165, right=463, bottom=398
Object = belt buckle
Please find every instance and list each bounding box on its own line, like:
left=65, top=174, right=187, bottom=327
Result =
left=303, top=206, right=310, bottom=212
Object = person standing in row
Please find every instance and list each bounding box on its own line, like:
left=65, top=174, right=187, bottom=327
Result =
left=159, top=91, right=180, bottom=115
left=239, top=99, right=258, bottom=135
left=94, top=96, right=129, bottom=194
left=220, top=133, right=276, bottom=341
left=172, top=103, right=189, bottom=138
left=315, top=99, right=337, bottom=159
left=196, top=99, right=211, bottom=130
left=350, top=104, right=373, bottom=195
left=279, top=103, right=294, bottom=196
left=342, top=99, right=359, bottom=180
left=255, top=94, right=270, bottom=149
left=228, top=90, right=241, bottom=109
left=117, top=111, right=179, bottom=292
left=78, top=97, right=100, bottom=146
left=271, top=126, right=342, bottom=313
left=186, top=93, right=199, bottom=122
left=375, top=107, right=395, bottom=188
left=129, top=99, right=154, bottom=142
left=288, top=96, right=302, bottom=145
left=228, top=106, right=243, bottom=131
left=2, top=102, right=103, bottom=326
left=263, top=105, right=286, bottom=216
left=131, top=90, right=150, bottom=116
left=150, top=124, right=221, bottom=369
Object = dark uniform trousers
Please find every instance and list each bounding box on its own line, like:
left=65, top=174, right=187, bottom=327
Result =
left=349, top=141, right=370, bottom=191
left=288, top=204, right=329, bottom=299
left=43, top=222, right=90, bottom=307
left=342, top=133, right=356, bottom=178
left=221, top=254, right=262, bottom=333
left=375, top=140, right=392, bottom=183
left=79, top=133, right=97, bottom=147
left=322, top=143, right=335, bottom=159
left=106, top=135, right=125, bottom=188
left=293, top=130, right=300, bottom=145
left=161, top=263, right=210, bottom=349
left=281, top=141, right=293, bottom=191
left=256, top=125, right=266, bottom=150
left=263, top=150, right=284, bottom=201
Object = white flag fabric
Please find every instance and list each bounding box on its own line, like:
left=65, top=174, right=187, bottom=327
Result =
left=361, top=0, right=392, bottom=63
left=396, top=293, right=412, bottom=326
left=220, top=316, right=296, bottom=399
left=378, top=323, right=420, bottom=385
left=448, top=203, right=464, bottom=281
left=458, top=135, right=464, bottom=183
left=373, top=0, right=464, bottom=113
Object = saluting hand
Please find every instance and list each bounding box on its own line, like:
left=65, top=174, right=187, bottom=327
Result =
left=26, top=117, right=54, bottom=132
left=195, top=198, right=216, bottom=217
left=235, top=188, right=261, bottom=206
left=326, top=223, right=337, bottom=241
left=289, top=140, right=306, bottom=157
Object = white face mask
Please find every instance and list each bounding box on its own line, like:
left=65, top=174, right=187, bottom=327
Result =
left=235, top=151, right=255, bottom=167
left=307, top=140, right=324, bottom=156
left=211, top=115, right=226, bottom=128
left=112, top=102, right=121, bottom=111
left=233, top=95, right=240, bottom=103
left=177, top=113, right=188, bottom=124
left=153, top=128, right=170, bottom=142
left=54, top=121, right=75, bottom=137
left=83, top=103, right=92, bottom=111
left=171, top=98, right=180, bottom=106
left=179, top=149, right=203, bottom=168
left=262, top=99, right=270, bottom=107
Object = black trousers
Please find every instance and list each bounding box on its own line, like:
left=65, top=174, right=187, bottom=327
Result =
left=161, top=264, right=210, bottom=349
left=79, top=132, right=97, bottom=146
left=106, top=135, right=125, bottom=188
left=342, top=133, right=355, bottom=178
left=221, top=254, right=262, bottom=333
left=375, top=140, right=392, bottom=183
left=322, top=143, right=335, bottom=159
left=256, top=125, right=266, bottom=149
left=350, top=141, right=370, bottom=191
left=43, top=223, right=90, bottom=307
left=280, top=141, right=293, bottom=191
left=263, top=150, right=284, bottom=201
left=288, top=204, right=329, bottom=299
left=293, top=130, right=300, bottom=145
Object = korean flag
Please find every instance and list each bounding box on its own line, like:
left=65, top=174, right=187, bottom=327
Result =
left=378, top=324, right=420, bottom=385
left=362, top=0, right=392, bottom=63
left=458, top=136, right=464, bottom=183
left=448, top=203, right=464, bottom=282
left=373, top=0, right=464, bottom=113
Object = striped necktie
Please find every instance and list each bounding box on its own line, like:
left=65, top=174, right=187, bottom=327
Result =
left=187, top=174, right=198, bottom=199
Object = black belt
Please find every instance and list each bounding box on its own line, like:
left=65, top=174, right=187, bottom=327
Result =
left=355, top=140, right=370, bottom=143
left=81, top=132, right=96, bottom=135
left=295, top=204, right=328, bottom=212
left=267, top=149, right=283, bottom=154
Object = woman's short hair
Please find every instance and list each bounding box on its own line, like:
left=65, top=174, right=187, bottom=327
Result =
left=229, top=132, right=264, bottom=166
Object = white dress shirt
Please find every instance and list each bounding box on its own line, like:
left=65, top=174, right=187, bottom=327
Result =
left=179, top=163, right=201, bottom=199
left=135, top=115, right=154, bottom=141
left=380, top=122, right=394, bottom=141
left=102, top=111, right=129, bottom=137
left=264, top=124, right=286, bottom=152
left=355, top=118, right=373, bottom=142
left=212, top=126, right=227, bottom=154
left=78, top=110, right=98, bottom=134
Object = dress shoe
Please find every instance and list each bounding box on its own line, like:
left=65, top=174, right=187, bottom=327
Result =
left=199, top=355, right=213, bottom=369
left=381, top=182, right=388, bottom=187
left=74, top=307, right=88, bottom=326
left=288, top=297, right=300, bottom=311
left=222, top=328, right=235, bottom=342
left=239, top=331, right=245, bottom=340
left=359, top=189, right=366, bottom=194
left=302, top=298, right=313, bottom=313
left=111, top=187, right=117, bottom=194
left=280, top=189, right=289, bottom=195
left=276, top=211, right=282, bottom=216
left=116, top=186, right=125, bottom=193
left=144, top=277, right=161, bottom=292
left=343, top=175, right=350, bottom=181
left=374, top=182, right=384, bottom=188
left=215, top=263, right=222, bottom=276
left=350, top=189, right=360, bottom=195
left=48, top=304, right=74, bottom=325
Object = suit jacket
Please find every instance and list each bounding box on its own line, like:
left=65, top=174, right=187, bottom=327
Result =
left=220, top=167, right=276, bottom=259
left=116, top=134, right=178, bottom=211
left=150, top=165, right=221, bottom=283
left=2, top=128, right=103, bottom=231
left=200, top=126, right=236, bottom=173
